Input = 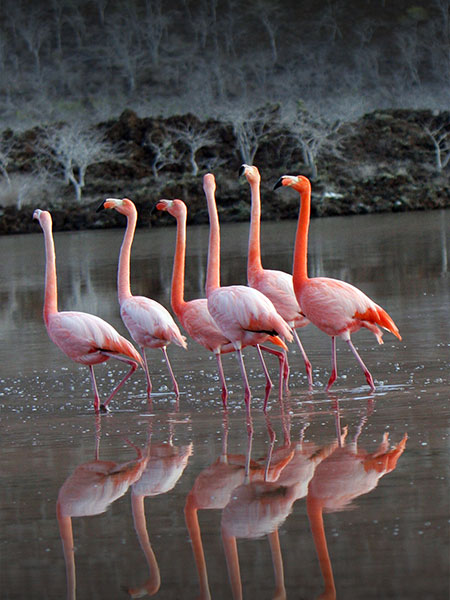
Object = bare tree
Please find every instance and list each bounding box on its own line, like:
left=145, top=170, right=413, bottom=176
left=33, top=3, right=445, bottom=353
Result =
left=0, top=134, right=16, bottom=188
left=166, top=120, right=217, bottom=175
left=144, top=131, right=178, bottom=178
left=38, top=122, right=113, bottom=204
left=283, top=104, right=343, bottom=179
left=226, top=103, right=281, bottom=165
left=422, top=118, right=450, bottom=172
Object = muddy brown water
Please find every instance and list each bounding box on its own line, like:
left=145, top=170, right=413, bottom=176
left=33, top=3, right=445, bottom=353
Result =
left=1, top=209, right=449, bottom=599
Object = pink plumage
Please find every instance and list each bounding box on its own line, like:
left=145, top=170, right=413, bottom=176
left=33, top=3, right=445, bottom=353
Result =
left=33, top=209, right=142, bottom=413
left=99, top=198, right=186, bottom=399
left=274, top=174, right=401, bottom=391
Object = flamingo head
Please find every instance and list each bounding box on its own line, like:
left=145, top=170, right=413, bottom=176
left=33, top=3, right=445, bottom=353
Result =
left=97, top=197, right=136, bottom=215
left=239, top=163, right=260, bottom=184
left=155, top=199, right=187, bottom=219
left=203, top=172, right=216, bottom=195
left=273, top=175, right=311, bottom=193
left=33, top=209, right=52, bottom=228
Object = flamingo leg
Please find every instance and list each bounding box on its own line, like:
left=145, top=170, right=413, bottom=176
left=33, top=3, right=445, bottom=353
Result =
left=215, top=352, right=228, bottom=408
left=346, top=339, right=376, bottom=391
left=139, top=347, right=153, bottom=399
left=100, top=353, right=139, bottom=411
left=259, top=345, right=286, bottom=410
left=89, top=365, right=101, bottom=414
left=235, top=348, right=252, bottom=417
left=293, top=328, right=313, bottom=389
left=161, top=346, right=180, bottom=397
left=256, top=345, right=274, bottom=410
left=326, top=337, right=338, bottom=391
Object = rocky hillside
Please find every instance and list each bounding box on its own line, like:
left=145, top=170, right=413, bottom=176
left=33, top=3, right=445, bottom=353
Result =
left=0, top=108, right=448, bottom=234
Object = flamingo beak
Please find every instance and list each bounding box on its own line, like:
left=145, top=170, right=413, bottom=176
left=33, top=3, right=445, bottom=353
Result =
left=96, top=201, right=105, bottom=212
left=239, top=164, right=250, bottom=176
left=273, top=177, right=284, bottom=190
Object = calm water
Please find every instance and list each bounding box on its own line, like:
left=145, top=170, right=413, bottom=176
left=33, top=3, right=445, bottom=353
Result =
left=1, top=209, right=449, bottom=599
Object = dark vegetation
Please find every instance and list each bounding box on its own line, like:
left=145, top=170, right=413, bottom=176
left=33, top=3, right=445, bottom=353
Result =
left=0, top=0, right=448, bottom=232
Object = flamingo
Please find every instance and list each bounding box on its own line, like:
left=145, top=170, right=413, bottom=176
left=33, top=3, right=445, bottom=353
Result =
left=33, top=209, right=143, bottom=414
left=155, top=198, right=236, bottom=407
left=274, top=175, right=402, bottom=391
left=97, top=198, right=187, bottom=400
left=240, top=163, right=313, bottom=388
left=203, top=173, right=293, bottom=414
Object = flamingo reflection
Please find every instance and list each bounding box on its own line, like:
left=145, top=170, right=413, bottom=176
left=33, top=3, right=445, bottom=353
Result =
left=128, top=420, right=193, bottom=597
left=306, top=413, right=407, bottom=599
left=56, top=418, right=149, bottom=600
left=184, top=414, right=291, bottom=600
left=221, top=416, right=338, bottom=600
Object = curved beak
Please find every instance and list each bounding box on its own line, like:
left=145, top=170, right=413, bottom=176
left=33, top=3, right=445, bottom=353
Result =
left=273, top=177, right=284, bottom=190
left=96, top=201, right=105, bottom=212
left=239, top=164, right=249, bottom=177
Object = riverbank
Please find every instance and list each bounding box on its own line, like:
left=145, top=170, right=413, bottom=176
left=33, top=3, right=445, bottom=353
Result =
left=1, top=108, right=448, bottom=234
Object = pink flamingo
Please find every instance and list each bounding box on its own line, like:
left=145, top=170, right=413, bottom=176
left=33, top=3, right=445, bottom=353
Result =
left=204, top=173, right=293, bottom=413
left=240, top=164, right=312, bottom=388
left=274, top=175, right=402, bottom=391
left=98, top=198, right=187, bottom=399
left=156, top=198, right=236, bottom=407
left=33, top=209, right=142, bottom=414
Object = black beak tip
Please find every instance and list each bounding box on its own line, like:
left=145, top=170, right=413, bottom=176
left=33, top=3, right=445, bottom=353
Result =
left=150, top=202, right=159, bottom=215
left=238, top=165, right=246, bottom=177
left=273, top=177, right=283, bottom=191
left=96, top=201, right=105, bottom=213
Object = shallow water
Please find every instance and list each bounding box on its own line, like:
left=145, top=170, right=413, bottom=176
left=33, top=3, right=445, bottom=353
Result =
left=1, top=209, right=449, bottom=599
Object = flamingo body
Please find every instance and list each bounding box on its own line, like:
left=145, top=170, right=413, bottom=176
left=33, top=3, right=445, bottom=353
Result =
left=207, top=284, right=292, bottom=350
left=46, top=311, right=140, bottom=366
left=298, top=276, right=400, bottom=343
left=248, top=267, right=306, bottom=328
left=120, top=295, right=186, bottom=350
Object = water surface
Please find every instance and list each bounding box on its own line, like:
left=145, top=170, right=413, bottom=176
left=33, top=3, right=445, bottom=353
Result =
left=1, top=209, right=449, bottom=599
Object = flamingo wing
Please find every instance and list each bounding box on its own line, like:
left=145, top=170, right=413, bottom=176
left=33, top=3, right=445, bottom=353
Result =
left=252, top=269, right=308, bottom=327
left=121, top=296, right=187, bottom=349
left=47, top=311, right=141, bottom=364
left=300, top=278, right=401, bottom=341
left=208, top=285, right=292, bottom=343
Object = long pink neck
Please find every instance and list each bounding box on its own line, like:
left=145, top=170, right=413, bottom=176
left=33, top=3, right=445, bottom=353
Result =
left=42, top=218, right=58, bottom=325
left=292, top=182, right=311, bottom=291
left=56, top=503, right=76, bottom=600
left=171, top=208, right=187, bottom=315
left=205, top=182, right=221, bottom=296
left=247, top=178, right=263, bottom=280
left=307, top=495, right=336, bottom=599
left=117, top=207, right=137, bottom=303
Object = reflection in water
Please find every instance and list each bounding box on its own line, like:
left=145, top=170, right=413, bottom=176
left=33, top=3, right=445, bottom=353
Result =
left=128, top=420, right=193, bottom=597
left=184, top=414, right=292, bottom=600
left=306, top=409, right=408, bottom=600
left=185, top=405, right=408, bottom=600
left=56, top=418, right=149, bottom=600
left=56, top=417, right=193, bottom=600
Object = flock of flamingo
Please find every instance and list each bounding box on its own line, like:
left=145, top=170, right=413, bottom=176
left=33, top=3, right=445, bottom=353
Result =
left=33, top=166, right=402, bottom=414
